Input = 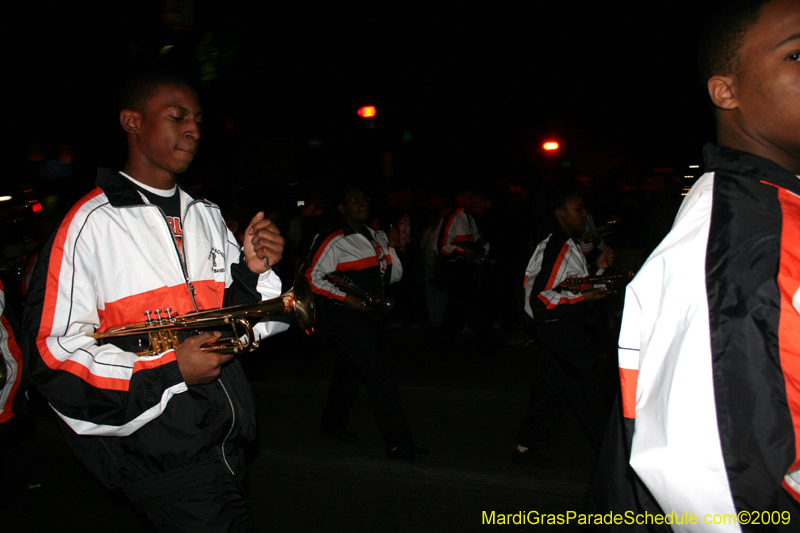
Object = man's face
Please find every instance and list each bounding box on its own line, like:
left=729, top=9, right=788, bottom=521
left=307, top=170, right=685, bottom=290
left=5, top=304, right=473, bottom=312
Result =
left=556, top=195, right=588, bottom=236
left=731, top=0, right=800, bottom=171
left=338, top=189, right=370, bottom=224
left=135, top=84, right=202, bottom=176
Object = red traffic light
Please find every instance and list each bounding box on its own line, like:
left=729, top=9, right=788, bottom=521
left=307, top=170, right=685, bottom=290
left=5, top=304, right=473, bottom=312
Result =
left=357, top=106, right=377, bottom=119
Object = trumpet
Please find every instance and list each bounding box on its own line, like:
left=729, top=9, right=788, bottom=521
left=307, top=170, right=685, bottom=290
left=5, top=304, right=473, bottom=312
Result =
left=89, top=274, right=315, bottom=357
left=559, top=271, right=634, bottom=295
left=325, top=273, right=395, bottom=314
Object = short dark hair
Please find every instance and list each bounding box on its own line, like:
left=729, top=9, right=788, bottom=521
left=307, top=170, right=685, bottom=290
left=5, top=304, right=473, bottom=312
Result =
left=549, top=186, right=582, bottom=214
left=119, top=70, right=195, bottom=114
left=698, top=0, right=771, bottom=85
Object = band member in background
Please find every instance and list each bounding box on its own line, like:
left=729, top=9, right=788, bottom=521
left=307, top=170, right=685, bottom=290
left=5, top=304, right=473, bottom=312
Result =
left=431, top=188, right=493, bottom=351
left=593, top=0, right=800, bottom=524
left=0, top=280, right=25, bottom=445
left=514, top=188, right=616, bottom=469
left=22, top=70, right=288, bottom=531
left=301, top=186, right=428, bottom=461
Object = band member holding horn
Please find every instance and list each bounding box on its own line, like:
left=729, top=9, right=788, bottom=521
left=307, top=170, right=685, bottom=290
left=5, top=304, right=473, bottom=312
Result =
left=301, top=186, right=428, bottom=461
left=514, top=188, right=616, bottom=469
left=22, top=70, right=287, bottom=531
left=431, top=188, right=493, bottom=350
left=0, top=280, right=24, bottom=440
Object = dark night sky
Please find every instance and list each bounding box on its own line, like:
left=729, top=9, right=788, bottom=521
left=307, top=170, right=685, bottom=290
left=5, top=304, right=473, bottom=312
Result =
left=9, top=2, right=737, bottom=200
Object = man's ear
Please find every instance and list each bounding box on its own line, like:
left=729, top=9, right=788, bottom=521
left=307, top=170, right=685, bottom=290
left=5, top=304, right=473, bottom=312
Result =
left=337, top=204, right=345, bottom=215
left=120, top=109, right=141, bottom=134
left=708, top=75, right=738, bottom=110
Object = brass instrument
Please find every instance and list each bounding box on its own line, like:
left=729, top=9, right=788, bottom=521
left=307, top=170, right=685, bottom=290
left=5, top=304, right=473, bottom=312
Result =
left=325, top=273, right=395, bottom=314
left=581, top=218, right=620, bottom=243
left=451, top=241, right=495, bottom=266
left=559, top=271, right=634, bottom=295
left=89, top=274, right=315, bottom=356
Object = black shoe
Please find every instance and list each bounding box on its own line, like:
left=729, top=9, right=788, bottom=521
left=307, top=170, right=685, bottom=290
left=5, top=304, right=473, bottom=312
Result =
left=387, top=445, right=429, bottom=461
left=511, top=447, right=556, bottom=469
left=320, top=428, right=358, bottom=443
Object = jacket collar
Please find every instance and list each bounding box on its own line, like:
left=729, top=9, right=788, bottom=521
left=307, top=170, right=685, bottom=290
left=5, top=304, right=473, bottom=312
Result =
left=703, top=144, right=800, bottom=193
left=340, top=220, right=374, bottom=238
left=95, top=168, right=195, bottom=208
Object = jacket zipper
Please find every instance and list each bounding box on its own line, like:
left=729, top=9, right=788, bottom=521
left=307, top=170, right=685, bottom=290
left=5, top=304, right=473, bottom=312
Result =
left=181, top=199, right=238, bottom=475
left=218, top=378, right=236, bottom=475
left=129, top=195, right=238, bottom=474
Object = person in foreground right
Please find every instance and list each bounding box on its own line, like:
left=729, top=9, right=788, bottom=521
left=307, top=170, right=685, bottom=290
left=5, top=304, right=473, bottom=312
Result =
left=595, top=0, right=800, bottom=528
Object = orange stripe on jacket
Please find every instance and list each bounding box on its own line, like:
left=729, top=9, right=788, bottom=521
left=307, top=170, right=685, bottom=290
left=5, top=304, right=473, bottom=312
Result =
left=619, top=367, right=639, bottom=419
left=97, top=280, right=225, bottom=332
left=337, top=257, right=378, bottom=272
left=772, top=185, right=800, bottom=501
left=537, top=292, right=584, bottom=310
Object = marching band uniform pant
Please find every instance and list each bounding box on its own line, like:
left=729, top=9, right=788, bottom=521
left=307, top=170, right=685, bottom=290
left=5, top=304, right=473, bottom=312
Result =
left=320, top=311, right=413, bottom=451
left=516, top=321, right=614, bottom=451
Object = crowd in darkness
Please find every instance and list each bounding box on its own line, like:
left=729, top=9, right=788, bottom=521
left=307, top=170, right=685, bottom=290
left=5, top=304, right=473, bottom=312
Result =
left=211, top=169, right=686, bottom=341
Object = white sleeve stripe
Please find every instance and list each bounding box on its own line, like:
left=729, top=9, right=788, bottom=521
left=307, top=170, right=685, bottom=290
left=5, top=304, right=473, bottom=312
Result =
left=618, top=347, right=640, bottom=370
left=52, top=382, right=188, bottom=437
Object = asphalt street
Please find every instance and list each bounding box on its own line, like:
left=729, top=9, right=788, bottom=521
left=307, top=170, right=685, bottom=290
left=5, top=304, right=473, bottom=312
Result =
left=5, top=324, right=603, bottom=532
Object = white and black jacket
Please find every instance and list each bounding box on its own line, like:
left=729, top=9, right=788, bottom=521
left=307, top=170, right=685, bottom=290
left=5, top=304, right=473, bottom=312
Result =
left=23, top=169, right=288, bottom=504
left=523, top=227, right=599, bottom=323
left=301, top=222, right=401, bottom=314
left=600, top=145, right=800, bottom=529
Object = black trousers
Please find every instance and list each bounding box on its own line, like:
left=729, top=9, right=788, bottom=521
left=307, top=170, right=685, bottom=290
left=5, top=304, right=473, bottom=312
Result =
left=516, top=320, right=615, bottom=451
left=439, top=260, right=492, bottom=343
left=145, top=472, right=257, bottom=532
left=320, top=310, right=413, bottom=450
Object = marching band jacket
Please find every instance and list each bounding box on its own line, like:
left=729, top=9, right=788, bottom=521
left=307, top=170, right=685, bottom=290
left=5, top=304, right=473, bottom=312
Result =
left=523, top=227, right=598, bottom=323
left=0, top=281, right=23, bottom=424
left=23, top=169, right=287, bottom=501
left=432, top=207, right=485, bottom=259
left=610, top=145, right=800, bottom=529
left=301, top=222, right=402, bottom=313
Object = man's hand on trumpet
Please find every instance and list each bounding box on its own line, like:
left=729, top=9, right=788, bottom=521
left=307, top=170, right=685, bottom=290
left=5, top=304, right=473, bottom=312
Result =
left=176, top=331, right=235, bottom=386
left=343, top=293, right=367, bottom=312
left=243, top=211, right=285, bottom=274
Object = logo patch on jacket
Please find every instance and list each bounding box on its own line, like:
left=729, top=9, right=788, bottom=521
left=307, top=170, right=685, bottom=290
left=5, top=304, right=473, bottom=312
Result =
left=208, top=248, right=226, bottom=273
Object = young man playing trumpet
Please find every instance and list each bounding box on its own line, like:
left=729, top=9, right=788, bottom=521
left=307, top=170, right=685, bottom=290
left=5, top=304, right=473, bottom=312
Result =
left=514, top=189, right=616, bottom=469
left=23, top=70, right=287, bottom=531
left=301, top=186, right=428, bottom=461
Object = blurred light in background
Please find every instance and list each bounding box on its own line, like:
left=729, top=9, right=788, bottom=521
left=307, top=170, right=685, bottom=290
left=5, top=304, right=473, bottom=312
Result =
left=357, top=106, right=376, bottom=119
left=543, top=141, right=559, bottom=151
